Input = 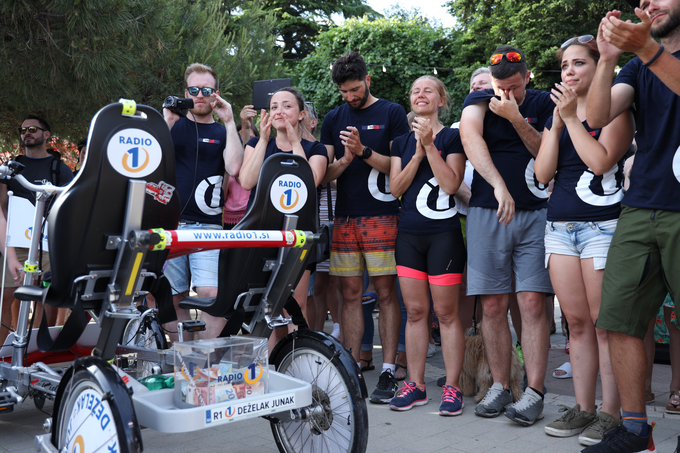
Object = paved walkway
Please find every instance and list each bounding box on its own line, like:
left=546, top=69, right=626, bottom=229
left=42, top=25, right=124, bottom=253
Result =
left=1, top=310, right=679, bottom=453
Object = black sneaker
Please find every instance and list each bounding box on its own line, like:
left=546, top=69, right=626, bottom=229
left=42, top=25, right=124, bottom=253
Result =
left=581, top=424, right=654, bottom=453
left=432, top=328, right=441, bottom=345
left=370, top=370, right=398, bottom=404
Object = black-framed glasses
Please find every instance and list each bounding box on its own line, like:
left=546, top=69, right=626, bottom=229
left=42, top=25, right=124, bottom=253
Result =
left=18, top=126, right=46, bottom=135
left=561, top=35, right=595, bottom=48
left=490, top=52, right=523, bottom=66
left=187, top=86, right=216, bottom=97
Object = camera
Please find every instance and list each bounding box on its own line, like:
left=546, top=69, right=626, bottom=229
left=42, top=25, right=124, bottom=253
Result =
left=163, top=96, right=194, bottom=117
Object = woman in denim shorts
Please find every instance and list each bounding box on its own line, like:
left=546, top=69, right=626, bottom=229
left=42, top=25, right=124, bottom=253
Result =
left=534, top=36, right=635, bottom=445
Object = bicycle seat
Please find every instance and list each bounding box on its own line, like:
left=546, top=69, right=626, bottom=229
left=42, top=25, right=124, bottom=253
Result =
left=45, top=102, right=180, bottom=310
left=179, top=153, right=318, bottom=325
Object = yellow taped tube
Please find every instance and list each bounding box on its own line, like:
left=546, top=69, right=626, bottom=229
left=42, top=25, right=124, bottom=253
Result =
left=119, top=98, right=137, bottom=116
left=294, top=230, right=306, bottom=248
left=150, top=228, right=168, bottom=251
left=24, top=262, right=38, bottom=273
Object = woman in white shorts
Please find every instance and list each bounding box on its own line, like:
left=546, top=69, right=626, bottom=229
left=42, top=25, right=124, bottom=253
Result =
left=534, top=35, right=634, bottom=446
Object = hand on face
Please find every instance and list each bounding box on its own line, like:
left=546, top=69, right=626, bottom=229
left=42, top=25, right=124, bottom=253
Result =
left=284, top=118, right=302, bottom=143
left=489, top=90, right=520, bottom=121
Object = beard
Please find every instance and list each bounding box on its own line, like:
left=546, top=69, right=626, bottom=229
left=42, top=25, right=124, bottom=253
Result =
left=20, top=134, right=45, bottom=148
left=349, top=83, right=370, bottom=110
left=651, top=6, right=680, bottom=38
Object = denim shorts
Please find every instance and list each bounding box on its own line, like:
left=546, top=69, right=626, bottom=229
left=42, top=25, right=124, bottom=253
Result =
left=544, top=219, right=618, bottom=270
left=163, top=222, right=221, bottom=294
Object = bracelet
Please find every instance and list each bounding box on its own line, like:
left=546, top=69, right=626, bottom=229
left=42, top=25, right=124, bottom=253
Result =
left=643, top=44, right=664, bottom=67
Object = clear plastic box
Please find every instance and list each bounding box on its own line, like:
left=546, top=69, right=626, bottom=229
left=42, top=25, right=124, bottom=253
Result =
left=174, top=337, right=268, bottom=408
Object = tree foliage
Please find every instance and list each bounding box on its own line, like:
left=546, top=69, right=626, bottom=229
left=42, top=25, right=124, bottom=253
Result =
left=0, top=0, right=282, bottom=150
left=445, top=0, right=638, bottom=90
left=294, top=16, right=465, bottom=125
left=262, top=0, right=380, bottom=60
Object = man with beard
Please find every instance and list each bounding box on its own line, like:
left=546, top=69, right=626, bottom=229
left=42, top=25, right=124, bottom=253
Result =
left=320, top=51, right=409, bottom=403
left=583, top=1, right=680, bottom=452
left=163, top=63, right=243, bottom=340
left=0, top=115, right=74, bottom=339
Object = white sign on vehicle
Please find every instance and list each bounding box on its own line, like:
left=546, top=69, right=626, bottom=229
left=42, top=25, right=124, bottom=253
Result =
left=6, top=196, right=49, bottom=251
left=205, top=391, right=297, bottom=426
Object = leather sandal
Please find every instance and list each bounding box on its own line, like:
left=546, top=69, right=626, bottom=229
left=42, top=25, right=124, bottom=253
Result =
left=667, top=390, right=680, bottom=414
left=360, top=358, right=374, bottom=372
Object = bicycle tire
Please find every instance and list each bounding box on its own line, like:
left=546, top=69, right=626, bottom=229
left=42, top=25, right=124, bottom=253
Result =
left=51, top=356, right=142, bottom=453
left=270, top=336, right=369, bottom=453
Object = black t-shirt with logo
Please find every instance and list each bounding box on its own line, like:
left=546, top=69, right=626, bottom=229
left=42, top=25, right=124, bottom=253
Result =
left=321, top=99, right=409, bottom=217
left=463, top=88, right=554, bottom=211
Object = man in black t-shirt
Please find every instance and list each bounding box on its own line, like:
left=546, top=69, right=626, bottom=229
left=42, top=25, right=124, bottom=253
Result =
left=320, top=51, right=409, bottom=404
left=0, top=115, right=74, bottom=341
left=163, top=63, right=243, bottom=341
left=460, top=46, right=554, bottom=426
left=583, top=2, right=680, bottom=451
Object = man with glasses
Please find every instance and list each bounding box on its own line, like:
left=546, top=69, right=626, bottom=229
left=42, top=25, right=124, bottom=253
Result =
left=0, top=115, right=74, bottom=341
left=163, top=63, right=243, bottom=340
left=582, top=1, right=680, bottom=451
left=459, top=46, right=554, bottom=426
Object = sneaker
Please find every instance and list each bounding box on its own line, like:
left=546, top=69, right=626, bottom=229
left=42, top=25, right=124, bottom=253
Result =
left=439, top=385, right=464, bottom=416
left=432, top=328, right=441, bottom=346
left=389, top=382, right=427, bottom=411
left=545, top=404, right=596, bottom=437
left=579, top=411, right=622, bottom=446
left=505, top=387, right=544, bottom=426
left=427, top=343, right=436, bottom=358
left=515, top=343, right=524, bottom=366
left=370, top=370, right=398, bottom=404
left=581, top=424, right=654, bottom=453
left=475, top=382, right=513, bottom=418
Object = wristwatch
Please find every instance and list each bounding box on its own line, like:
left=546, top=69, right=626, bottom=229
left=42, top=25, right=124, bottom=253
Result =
left=359, top=146, right=373, bottom=160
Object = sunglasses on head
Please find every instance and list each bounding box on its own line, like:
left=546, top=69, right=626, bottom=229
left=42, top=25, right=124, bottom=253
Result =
left=18, top=126, right=46, bottom=135
left=490, top=52, right=523, bottom=66
left=186, top=86, right=216, bottom=97
left=561, top=35, right=595, bottom=48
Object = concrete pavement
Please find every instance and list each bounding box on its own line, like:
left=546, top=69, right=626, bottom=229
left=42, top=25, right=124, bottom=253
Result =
left=1, top=311, right=679, bottom=453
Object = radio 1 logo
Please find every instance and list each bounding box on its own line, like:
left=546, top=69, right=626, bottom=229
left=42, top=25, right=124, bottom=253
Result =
left=107, top=128, right=162, bottom=178
left=270, top=175, right=308, bottom=214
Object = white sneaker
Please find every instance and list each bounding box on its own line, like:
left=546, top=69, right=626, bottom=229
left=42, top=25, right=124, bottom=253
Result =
left=505, top=387, right=544, bottom=426
left=427, top=343, right=436, bottom=358
left=331, top=323, right=340, bottom=339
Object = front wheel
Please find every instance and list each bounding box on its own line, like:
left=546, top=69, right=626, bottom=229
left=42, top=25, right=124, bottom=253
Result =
left=51, top=357, right=142, bottom=453
left=270, top=335, right=368, bottom=453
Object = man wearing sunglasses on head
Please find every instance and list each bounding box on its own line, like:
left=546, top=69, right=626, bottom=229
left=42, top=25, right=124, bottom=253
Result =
left=459, top=46, right=554, bottom=426
left=582, top=1, right=680, bottom=452
left=0, top=115, right=74, bottom=341
left=162, top=63, right=243, bottom=341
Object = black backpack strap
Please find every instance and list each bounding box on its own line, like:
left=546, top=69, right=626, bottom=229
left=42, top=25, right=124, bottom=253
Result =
left=50, top=156, right=61, bottom=186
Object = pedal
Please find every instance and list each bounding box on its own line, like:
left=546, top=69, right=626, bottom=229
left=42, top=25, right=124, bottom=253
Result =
left=179, top=320, right=206, bottom=333
left=177, top=320, right=206, bottom=342
left=0, top=392, right=17, bottom=414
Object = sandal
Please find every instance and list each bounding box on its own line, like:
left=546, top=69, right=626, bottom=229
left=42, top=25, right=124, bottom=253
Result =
left=666, top=391, right=680, bottom=414
left=362, top=292, right=377, bottom=305
left=552, top=361, right=572, bottom=379
left=395, top=364, right=408, bottom=381
left=360, top=358, right=374, bottom=372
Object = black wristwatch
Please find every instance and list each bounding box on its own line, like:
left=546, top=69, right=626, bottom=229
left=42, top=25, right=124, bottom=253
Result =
left=359, top=146, right=373, bottom=160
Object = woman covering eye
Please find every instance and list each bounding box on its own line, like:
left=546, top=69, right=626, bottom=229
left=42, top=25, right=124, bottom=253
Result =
left=534, top=36, right=635, bottom=446
left=387, top=75, right=467, bottom=416
left=240, top=86, right=328, bottom=332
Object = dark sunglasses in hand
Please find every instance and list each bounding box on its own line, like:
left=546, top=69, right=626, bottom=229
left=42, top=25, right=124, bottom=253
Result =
left=18, top=126, right=46, bottom=135
left=186, top=86, right=217, bottom=97
left=561, top=35, right=595, bottom=48
left=490, top=51, right=523, bottom=66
